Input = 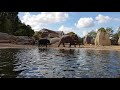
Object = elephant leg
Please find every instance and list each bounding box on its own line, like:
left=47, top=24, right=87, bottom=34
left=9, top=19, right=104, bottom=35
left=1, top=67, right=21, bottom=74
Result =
left=58, top=42, right=61, bottom=47
left=63, top=43, right=65, bottom=47
left=74, top=44, right=76, bottom=47
left=69, top=43, right=71, bottom=47
left=38, top=43, right=40, bottom=47
left=79, top=43, right=80, bottom=47
left=46, top=44, right=47, bottom=48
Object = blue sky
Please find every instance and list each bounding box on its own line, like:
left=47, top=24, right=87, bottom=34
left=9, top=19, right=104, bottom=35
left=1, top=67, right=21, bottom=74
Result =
left=18, top=12, right=120, bottom=37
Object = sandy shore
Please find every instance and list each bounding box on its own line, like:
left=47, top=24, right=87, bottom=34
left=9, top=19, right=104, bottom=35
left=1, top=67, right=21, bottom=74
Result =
left=0, top=43, right=120, bottom=51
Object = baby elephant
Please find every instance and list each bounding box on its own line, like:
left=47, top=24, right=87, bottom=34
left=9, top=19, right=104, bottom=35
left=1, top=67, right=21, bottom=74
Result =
left=38, top=39, right=50, bottom=48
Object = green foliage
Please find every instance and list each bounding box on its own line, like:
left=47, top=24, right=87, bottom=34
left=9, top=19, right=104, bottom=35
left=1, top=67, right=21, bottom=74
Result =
left=112, top=33, right=119, bottom=40
left=106, top=27, right=113, bottom=37
left=97, top=27, right=113, bottom=37
left=15, top=23, right=34, bottom=37
left=98, top=27, right=106, bottom=32
left=118, top=31, right=120, bottom=36
left=0, top=12, right=19, bottom=35
left=112, top=30, right=120, bottom=41
left=0, top=12, right=34, bottom=37
left=67, top=32, right=76, bottom=36
left=33, top=31, right=42, bottom=40
left=78, top=37, right=84, bottom=44
left=87, top=30, right=97, bottom=38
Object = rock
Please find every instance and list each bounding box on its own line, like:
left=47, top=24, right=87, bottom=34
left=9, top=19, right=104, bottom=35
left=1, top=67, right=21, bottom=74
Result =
left=118, top=36, right=120, bottom=45
left=0, top=32, right=10, bottom=40
left=9, top=35, right=18, bottom=44
left=95, top=30, right=111, bottom=46
left=0, top=32, right=11, bottom=43
left=0, top=32, right=35, bottom=45
left=12, top=36, right=34, bottom=45
left=0, top=40, right=10, bottom=43
left=49, top=38, right=60, bottom=44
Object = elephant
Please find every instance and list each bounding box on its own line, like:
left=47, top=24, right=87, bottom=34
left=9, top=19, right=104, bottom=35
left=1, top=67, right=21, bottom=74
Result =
left=38, top=38, right=50, bottom=48
left=58, top=34, right=80, bottom=47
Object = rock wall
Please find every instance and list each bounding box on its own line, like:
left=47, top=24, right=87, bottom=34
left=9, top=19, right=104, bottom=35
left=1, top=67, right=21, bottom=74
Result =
left=95, top=31, right=111, bottom=46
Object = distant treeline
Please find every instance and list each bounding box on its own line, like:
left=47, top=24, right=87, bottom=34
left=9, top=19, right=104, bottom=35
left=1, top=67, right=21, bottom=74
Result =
left=0, top=12, right=34, bottom=37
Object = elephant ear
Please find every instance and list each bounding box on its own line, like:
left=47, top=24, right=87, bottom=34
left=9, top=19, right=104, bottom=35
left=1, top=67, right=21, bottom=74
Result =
left=74, top=34, right=78, bottom=40
left=71, top=35, right=74, bottom=40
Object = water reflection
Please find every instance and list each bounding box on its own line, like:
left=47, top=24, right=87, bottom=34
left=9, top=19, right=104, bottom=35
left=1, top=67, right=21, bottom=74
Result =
left=0, top=49, right=23, bottom=78
left=56, top=49, right=79, bottom=78
left=0, top=48, right=120, bottom=78
left=38, top=48, right=49, bottom=52
left=59, top=49, right=75, bottom=54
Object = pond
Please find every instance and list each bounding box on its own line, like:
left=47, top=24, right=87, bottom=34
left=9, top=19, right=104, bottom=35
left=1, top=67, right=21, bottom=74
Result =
left=0, top=48, right=120, bottom=78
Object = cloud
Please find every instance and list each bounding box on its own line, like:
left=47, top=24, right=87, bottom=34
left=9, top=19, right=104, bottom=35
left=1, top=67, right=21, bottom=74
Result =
left=32, top=24, right=47, bottom=31
left=58, top=25, right=74, bottom=34
left=95, top=14, right=112, bottom=23
left=113, top=18, right=120, bottom=21
left=75, top=17, right=94, bottom=28
left=95, top=14, right=120, bottom=23
left=20, top=12, right=69, bottom=31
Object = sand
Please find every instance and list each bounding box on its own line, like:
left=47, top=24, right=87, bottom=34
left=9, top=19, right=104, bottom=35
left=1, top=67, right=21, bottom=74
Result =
left=0, top=43, right=120, bottom=51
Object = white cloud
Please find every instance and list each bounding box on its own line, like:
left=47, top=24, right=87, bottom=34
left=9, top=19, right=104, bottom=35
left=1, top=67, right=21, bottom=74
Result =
left=32, top=24, right=47, bottom=31
left=20, top=12, right=69, bottom=31
left=58, top=25, right=74, bottom=34
left=95, top=14, right=112, bottom=23
left=113, top=18, right=120, bottom=21
left=75, top=17, right=94, bottom=28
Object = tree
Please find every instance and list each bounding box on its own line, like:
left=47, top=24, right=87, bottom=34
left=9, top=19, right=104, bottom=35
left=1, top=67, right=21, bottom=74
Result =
left=15, top=23, right=34, bottom=37
left=98, top=27, right=106, bottom=32
left=0, top=12, right=19, bottom=35
left=0, top=12, right=34, bottom=37
left=116, top=27, right=120, bottom=37
left=113, top=33, right=119, bottom=39
left=87, top=30, right=97, bottom=38
left=66, top=32, right=76, bottom=36
left=106, top=27, right=113, bottom=37
left=112, top=26, right=120, bottom=41
left=97, top=27, right=113, bottom=38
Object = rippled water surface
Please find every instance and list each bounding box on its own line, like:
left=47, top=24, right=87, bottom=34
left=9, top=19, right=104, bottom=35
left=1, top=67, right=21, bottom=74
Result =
left=0, top=48, right=120, bottom=78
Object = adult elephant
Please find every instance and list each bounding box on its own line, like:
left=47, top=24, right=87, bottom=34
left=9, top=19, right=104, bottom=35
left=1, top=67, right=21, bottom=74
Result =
left=38, top=38, right=50, bottom=48
left=58, top=34, right=80, bottom=47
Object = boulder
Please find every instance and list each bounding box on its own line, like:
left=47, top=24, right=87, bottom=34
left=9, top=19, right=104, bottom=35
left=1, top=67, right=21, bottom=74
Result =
left=49, top=38, right=60, bottom=44
left=118, top=36, right=120, bottom=45
left=0, top=32, right=35, bottom=45
left=95, top=30, right=111, bottom=46
left=15, top=36, right=35, bottom=45
left=0, top=32, right=11, bottom=43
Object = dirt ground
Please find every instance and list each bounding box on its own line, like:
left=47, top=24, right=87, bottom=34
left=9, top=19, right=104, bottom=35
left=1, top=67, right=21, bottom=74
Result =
left=0, top=43, right=120, bottom=52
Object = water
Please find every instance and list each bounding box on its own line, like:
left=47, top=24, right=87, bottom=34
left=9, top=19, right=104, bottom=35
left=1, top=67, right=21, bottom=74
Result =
left=0, top=48, right=120, bottom=78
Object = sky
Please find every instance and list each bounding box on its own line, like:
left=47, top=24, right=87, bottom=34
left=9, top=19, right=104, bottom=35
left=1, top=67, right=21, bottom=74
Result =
left=18, top=12, right=120, bottom=37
